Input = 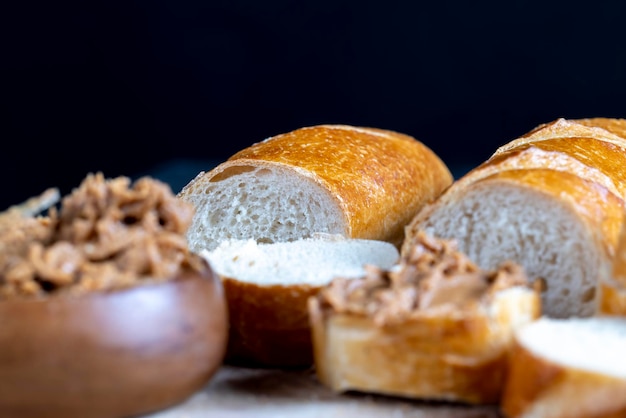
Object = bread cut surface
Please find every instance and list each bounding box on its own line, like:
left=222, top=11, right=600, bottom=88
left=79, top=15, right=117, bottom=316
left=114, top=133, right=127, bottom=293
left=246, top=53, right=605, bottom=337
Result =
left=501, top=317, right=626, bottom=418
left=179, top=124, right=453, bottom=252
left=517, top=317, right=626, bottom=377
left=201, top=236, right=400, bottom=368
left=405, top=118, right=626, bottom=318
left=182, top=163, right=344, bottom=251
left=202, top=236, right=400, bottom=286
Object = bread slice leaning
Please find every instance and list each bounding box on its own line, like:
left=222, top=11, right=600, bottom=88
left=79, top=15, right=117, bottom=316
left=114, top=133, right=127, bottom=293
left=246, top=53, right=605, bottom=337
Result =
left=201, top=235, right=399, bottom=367
left=501, top=317, right=626, bottom=418
left=178, top=125, right=453, bottom=251
left=309, top=232, right=540, bottom=404
left=404, top=118, right=626, bottom=318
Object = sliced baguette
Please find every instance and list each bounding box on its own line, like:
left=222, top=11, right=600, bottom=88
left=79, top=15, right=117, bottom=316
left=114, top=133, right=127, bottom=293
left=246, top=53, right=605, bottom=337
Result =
left=178, top=124, right=453, bottom=252
left=309, top=232, right=540, bottom=404
left=501, top=317, right=626, bottom=418
left=201, top=235, right=399, bottom=367
left=404, top=118, right=626, bottom=318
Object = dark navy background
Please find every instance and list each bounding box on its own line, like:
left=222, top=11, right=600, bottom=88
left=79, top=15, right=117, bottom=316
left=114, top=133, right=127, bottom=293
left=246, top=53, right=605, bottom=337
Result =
left=3, top=1, right=626, bottom=209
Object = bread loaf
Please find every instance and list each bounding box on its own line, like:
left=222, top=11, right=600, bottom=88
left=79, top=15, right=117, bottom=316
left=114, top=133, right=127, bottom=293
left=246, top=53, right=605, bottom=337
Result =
left=501, top=316, right=626, bottom=418
left=201, top=235, right=399, bottom=367
left=178, top=125, right=452, bottom=367
left=178, top=124, right=453, bottom=252
left=309, top=232, right=540, bottom=404
left=404, top=118, right=626, bottom=318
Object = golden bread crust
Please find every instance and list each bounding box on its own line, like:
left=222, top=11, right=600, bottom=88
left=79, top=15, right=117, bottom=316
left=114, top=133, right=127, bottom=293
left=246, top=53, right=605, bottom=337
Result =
left=574, top=117, right=626, bottom=140
left=489, top=137, right=626, bottom=196
left=501, top=338, right=626, bottom=418
left=182, top=125, right=453, bottom=247
left=598, top=283, right=626, bottom=316
left=601, top=210, right=626, bottom=316
left=497, top=118, right=626, bottom=155
left=221, top=277, right=321, bottom=368
left=433, top=118, right=626, bottom=207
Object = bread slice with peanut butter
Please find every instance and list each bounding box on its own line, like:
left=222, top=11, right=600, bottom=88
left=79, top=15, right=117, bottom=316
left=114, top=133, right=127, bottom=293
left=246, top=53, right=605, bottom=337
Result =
left=309, top=231, right=541, bottom=405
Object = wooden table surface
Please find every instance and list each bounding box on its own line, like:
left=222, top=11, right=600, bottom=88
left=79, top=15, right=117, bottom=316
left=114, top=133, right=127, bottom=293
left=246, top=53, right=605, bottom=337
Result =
left=147, top=366, right=503, bottom=418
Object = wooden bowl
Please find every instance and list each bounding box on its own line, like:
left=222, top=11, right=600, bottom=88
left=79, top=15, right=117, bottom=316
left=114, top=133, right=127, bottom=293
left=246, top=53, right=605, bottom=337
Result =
left=0, top=265, right=228, bottom=418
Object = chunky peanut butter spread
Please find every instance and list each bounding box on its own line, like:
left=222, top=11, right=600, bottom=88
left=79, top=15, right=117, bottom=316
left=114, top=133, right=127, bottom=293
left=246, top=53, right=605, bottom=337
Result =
left=0, top=173, right=204, bottom=300
left=316, top=231, right=530, bottom=326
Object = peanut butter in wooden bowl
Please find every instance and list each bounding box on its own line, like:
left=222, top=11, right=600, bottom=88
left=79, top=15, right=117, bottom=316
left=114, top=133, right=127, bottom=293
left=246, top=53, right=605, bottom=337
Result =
left=0, top=173, right=228, bottom=418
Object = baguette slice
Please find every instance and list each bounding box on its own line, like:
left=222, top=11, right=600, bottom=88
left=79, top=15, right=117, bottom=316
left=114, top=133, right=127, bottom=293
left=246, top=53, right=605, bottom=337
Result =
left=501, top=317, right=626, bottom=418
left=404, top=118, right=626, bottom=318
left=201, top=235, right=399, bottom=367
left=310, top=232, right=540, bottom=404
left=178, top=125, right=453, bottom=251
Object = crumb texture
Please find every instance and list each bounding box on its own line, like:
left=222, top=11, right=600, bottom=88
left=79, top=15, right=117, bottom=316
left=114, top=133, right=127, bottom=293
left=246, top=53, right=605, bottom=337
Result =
left=417, top=180, right=600, bottom=318
left=184, top=165, right=343, bottom=253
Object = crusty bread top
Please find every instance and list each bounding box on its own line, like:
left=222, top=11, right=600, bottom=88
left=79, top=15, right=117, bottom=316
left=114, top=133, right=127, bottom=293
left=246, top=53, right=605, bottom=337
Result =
left=224, top=125, right=454, bottom=243
left=179, top=125, right=453, bottom=251
left=417, top=118, right=626, bottom=217
left=496, top=136, right=626, bottom=192
left=496, top=118, right=626, bottom=154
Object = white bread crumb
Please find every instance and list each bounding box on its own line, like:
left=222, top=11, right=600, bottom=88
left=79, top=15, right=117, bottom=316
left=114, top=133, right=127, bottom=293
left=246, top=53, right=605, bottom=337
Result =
left=201, top=237, right=399, bottom=285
